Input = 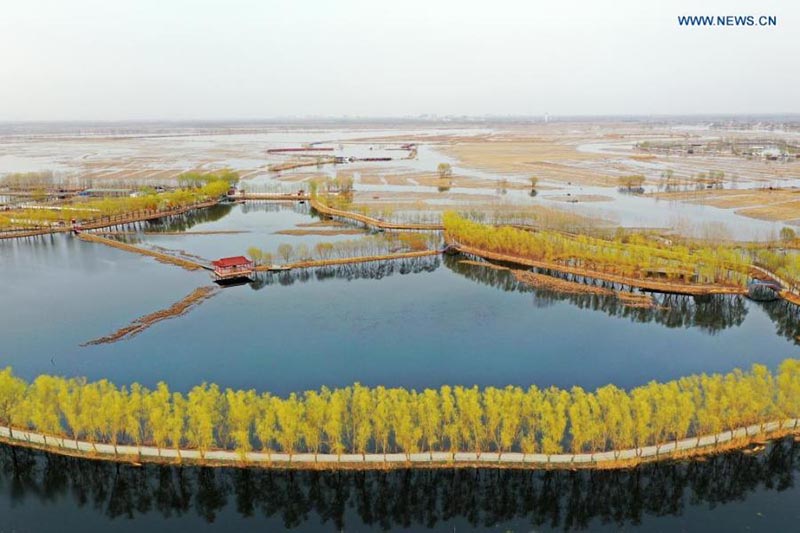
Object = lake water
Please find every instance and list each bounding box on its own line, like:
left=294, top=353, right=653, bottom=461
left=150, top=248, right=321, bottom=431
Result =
left=3, top=203, right=800, bottom=531
left=110, top=202, right=369, bottom=263
left=1, top=438, right=798, bottom=531
left=0, top=205, right=797, bottom=394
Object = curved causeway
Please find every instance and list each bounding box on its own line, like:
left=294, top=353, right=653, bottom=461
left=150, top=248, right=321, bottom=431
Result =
left=2, top=420, right=797, bottom=469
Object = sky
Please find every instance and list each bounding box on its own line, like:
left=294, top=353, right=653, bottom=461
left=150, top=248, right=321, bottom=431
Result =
left=0, top=0, right=797, bottom=120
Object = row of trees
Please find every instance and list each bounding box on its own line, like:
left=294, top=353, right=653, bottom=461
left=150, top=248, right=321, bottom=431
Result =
left=246, top=233, right=438, bottom=266
left=618, top=175, right=645, bottom=192
left=176, top=170, right=239, bottom=189
left=0, top=170, right=57, bottom=190
left=458, top=205, right=596, bottom=233
left=1, top=361, right=798, bottom=460
left=308, top=174, right=354, bottom=196
left=650, top=168, right=728, bottom=193
left=443, top=212, right=752, bottom=286
left=3, top=177, right=235, bottom=229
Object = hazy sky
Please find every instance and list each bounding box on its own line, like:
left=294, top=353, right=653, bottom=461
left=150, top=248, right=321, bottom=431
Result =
left=1, top=0, right=797, bottom=120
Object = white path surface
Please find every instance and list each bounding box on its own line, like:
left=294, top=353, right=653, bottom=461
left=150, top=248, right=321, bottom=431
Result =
left=1, top=419, right=796, bottom=467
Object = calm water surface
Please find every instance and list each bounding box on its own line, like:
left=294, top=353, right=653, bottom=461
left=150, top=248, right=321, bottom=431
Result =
left=127, top=203, right=365, bottom=262
left=1, top=439, right=798, bottom=531
left=0, top=205, right=797, bottom=394
left=3, top=204, right=800, bottom=531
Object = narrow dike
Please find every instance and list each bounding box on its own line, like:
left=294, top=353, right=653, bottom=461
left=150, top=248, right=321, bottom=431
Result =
left=81, top=286, right=218, bottom=346
left=76, top=232, right=209, bottom=271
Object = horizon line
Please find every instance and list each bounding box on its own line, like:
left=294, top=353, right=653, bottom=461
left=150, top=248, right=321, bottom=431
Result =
left=1, top=112, right=800, bottom=125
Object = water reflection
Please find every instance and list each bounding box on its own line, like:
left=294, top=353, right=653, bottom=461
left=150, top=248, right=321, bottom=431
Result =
left=134, top=203, right=234, bottom=233
left=760, top=299, right=800, bottom=342
left=243, top=253, right=798, bottom=344
left=443, top=255, right=753, bottom=334
left=238, top=200, right=311, bottom=217
left=1, top=439, right=797, bottom=530
left=249, top=255, right=441, bottom=289
left=111, top=202, right=311, bottom=234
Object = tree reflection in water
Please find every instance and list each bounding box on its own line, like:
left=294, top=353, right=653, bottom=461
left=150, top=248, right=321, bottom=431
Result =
left=249, top=255, right=441, bottom=289
left=1, top=439, right=797, bottom=530
left=760, top=299, right=800, bottom=342
left=247, top=253, right=797, bottom=344
left=443, top=254, right=800, bottom=338
left=140, top=203, right=235, bottom=233
left=116, top=201, right=312, bottom=235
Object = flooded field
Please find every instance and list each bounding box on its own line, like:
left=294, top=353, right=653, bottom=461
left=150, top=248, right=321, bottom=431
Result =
left=3, top=120, right=798, bottom=239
